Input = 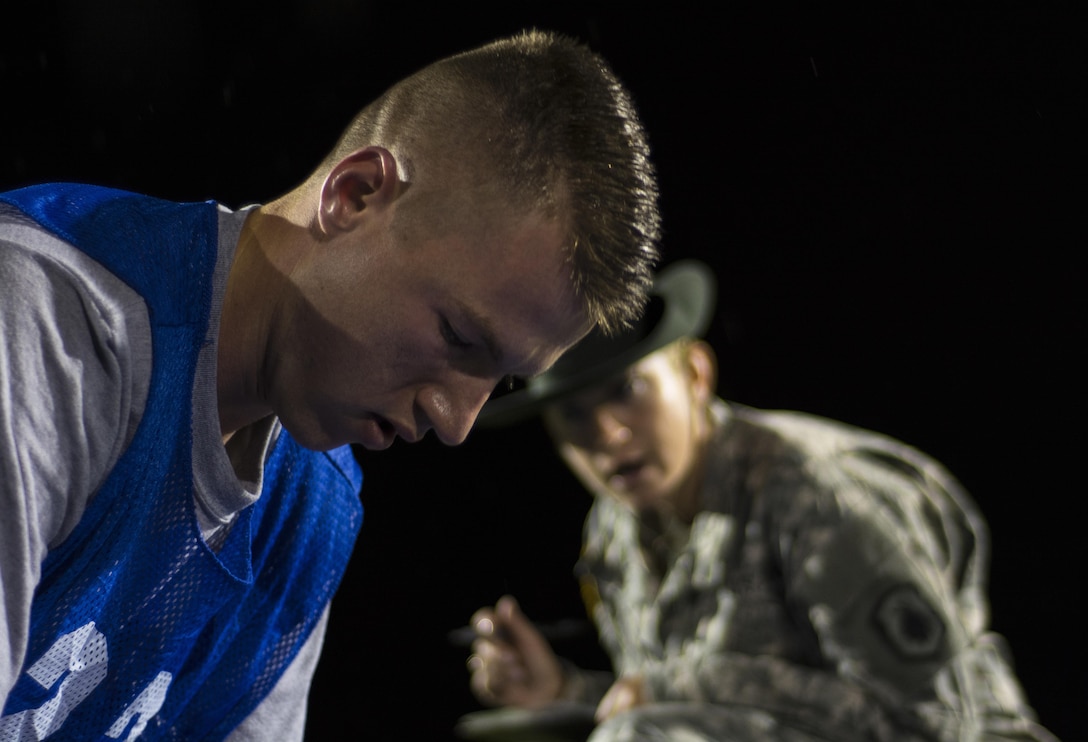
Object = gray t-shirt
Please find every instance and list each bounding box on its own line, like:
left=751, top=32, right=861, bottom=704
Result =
left=0, top=201, right=325, bottom=740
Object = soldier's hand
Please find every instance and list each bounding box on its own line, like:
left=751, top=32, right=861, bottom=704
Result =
left=466, top=595, right=564, bottom=709
left=595, top=675, right=648, bottom=722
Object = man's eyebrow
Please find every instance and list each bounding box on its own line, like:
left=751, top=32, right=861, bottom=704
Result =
left=456, top=300, right=503, bottom=365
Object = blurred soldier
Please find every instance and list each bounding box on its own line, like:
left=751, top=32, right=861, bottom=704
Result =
left=465, top=260, right=1057, bottom=742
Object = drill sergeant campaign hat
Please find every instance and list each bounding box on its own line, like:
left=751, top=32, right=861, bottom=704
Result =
left=477, top=259, right=717, bottom=428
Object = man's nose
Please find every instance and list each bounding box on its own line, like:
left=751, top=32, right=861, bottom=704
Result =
left=591, top=408, right=631, bottom=450
left=420, top=380, right=496, bottom=446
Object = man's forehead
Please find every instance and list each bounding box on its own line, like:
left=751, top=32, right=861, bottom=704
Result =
left=433, top=211, right=592, bottom=370
left=457, top=287, right=590, bottom=374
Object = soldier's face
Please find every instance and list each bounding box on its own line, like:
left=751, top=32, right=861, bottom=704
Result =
left=544, top=343, right=713, bottom=518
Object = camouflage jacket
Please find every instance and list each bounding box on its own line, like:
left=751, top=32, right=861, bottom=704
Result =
left=567, top=400, right=1056, bottom=742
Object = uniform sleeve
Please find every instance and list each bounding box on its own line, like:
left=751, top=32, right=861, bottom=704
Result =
left=0, top=232, right=148, bottom=708
left=640, top=650, right=915, bottom=738
left=776, top=442, right=1054, bottom=740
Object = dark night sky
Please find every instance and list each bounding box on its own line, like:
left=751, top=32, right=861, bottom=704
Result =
left=2, top=2, right=1082, bottom=740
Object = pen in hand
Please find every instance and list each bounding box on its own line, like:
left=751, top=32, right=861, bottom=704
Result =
left=446, top=617, right=591, bottom=647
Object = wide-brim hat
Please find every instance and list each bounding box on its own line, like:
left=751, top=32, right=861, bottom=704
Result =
left=477, top=259, right=717, bottom=428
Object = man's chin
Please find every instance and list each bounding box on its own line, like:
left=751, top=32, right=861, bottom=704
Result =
left=276, top=416, right=346, bottom=452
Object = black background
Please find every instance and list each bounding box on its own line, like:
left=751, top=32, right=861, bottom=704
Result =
left=2, top=2, right=1082, bottom=740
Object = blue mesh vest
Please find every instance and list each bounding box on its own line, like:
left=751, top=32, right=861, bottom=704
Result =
left=0, top=184, right=364, bottom=740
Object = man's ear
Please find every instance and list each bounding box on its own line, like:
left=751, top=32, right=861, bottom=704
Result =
left=317, top=146, right=398, bottom=234
left=685, top=339, right=718, bottom=404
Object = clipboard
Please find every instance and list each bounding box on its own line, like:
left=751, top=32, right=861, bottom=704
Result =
left=454, top=701, right=598, bottom=742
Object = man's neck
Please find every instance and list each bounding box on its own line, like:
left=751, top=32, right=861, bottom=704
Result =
left=217, top=209, right=283, bottom=441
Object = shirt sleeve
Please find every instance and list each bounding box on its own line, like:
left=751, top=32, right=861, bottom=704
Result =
left=784, top=444, right=982, bottom=695
left=776, top=441, right=1052, bottom=739
left=225, top=605, right=331, bottom=742
left=0, top=222, right=149, bottom=708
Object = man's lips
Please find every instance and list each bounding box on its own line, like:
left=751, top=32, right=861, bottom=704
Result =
left=606, top=457, right=647, bottom=489
left=373, top=414, right=422, bottom=445
left=353, top=415, right=395, bottom=450
left=351, top=413, right=415, bottom=450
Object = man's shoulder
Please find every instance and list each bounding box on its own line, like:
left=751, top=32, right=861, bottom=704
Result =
left=716, top=401, right=968, bottom=515
left=0, top=198, right=147, bottom=319
left=726, top=402, right=932, bottom=467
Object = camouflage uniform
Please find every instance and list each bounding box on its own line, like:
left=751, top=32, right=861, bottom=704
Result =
left=564, top=401, right=1057, bottom=742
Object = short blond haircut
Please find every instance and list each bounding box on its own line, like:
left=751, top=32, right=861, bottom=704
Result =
left=317, top=30, right=661, bottom=333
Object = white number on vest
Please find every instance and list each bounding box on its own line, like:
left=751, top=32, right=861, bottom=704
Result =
left=0, top=622, right=173, bottom=740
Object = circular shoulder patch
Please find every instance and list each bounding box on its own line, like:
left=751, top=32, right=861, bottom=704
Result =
left=871, top=584, right=946, bottom=660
